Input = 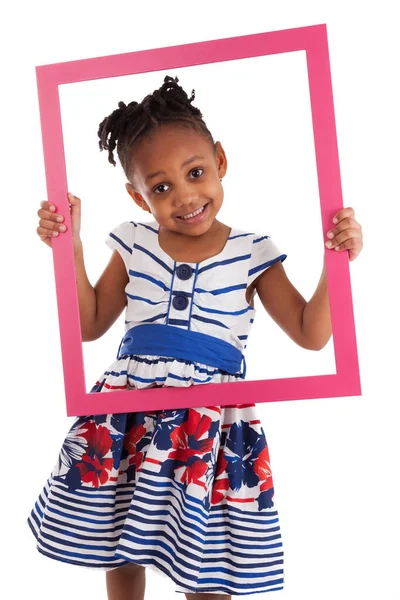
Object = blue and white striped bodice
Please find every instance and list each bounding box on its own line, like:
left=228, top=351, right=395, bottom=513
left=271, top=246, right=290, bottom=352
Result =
left=101, top=220, right=286, bottom=389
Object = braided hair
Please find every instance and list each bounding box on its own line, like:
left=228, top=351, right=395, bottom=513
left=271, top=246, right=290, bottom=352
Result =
left=98, top=76, right=214, bottom=180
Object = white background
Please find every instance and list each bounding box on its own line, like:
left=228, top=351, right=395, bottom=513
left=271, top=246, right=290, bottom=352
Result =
left=1, top=1, right=399, bottom=600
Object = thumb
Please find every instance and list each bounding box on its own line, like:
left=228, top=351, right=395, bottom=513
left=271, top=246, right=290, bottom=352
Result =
left=68, top=193, right=82, bottom=236
left=68, top=192, right=81, bottom=211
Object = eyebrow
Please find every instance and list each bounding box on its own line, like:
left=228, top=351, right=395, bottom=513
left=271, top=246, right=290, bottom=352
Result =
left=145, top=155, right=205, bottom=183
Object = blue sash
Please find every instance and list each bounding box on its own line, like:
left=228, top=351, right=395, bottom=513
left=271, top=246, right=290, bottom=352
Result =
left=117, top=324, right=244, bottom=375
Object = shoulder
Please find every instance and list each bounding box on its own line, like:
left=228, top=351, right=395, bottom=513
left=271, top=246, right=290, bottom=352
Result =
left=227, top=226, right=273, bottom=244
left=245, top=230, right=287, bottom=286
left=107, top=221, right=136, bottom=253
left=109, top=220, right=137, bottom=236
left=108, top=219, right=159, bottom=242
left=135, top=220, right=159, bottom=235
left=227, top=227, right=276, bottom=254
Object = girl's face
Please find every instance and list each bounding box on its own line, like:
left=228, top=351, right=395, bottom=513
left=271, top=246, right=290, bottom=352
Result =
left=126, top=125, right=227, bottom=236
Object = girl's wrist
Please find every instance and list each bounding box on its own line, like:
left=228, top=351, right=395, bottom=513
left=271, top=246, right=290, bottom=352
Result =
left=73, top=238, right=83, bottom=256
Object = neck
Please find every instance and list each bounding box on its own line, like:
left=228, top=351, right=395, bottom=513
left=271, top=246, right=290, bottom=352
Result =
left=158, top=219, right=231, bottom=263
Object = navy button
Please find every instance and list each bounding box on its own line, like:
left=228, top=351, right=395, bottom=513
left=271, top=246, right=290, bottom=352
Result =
left=172, top=294, right=189, bottom=311
left=176, top=264, right=193, bottom=280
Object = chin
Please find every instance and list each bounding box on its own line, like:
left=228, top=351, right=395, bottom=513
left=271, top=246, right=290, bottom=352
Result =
left=182, top=216, right=216, bottom=236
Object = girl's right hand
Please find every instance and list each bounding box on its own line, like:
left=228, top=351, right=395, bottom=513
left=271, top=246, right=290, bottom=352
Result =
left=37, top=193, right=82, bottom=249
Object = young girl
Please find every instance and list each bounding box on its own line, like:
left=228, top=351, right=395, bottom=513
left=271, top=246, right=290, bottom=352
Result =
left=31, top=76, right=363, bottom=600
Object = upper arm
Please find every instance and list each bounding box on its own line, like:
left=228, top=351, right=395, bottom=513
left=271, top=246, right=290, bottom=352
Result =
left=254, top=261, right=309, bottom=348
left=88, top=220, right=135, bottom=340
left=91, top=250, right=129, bottom=340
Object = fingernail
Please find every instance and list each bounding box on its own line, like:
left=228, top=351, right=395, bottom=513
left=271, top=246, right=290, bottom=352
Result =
left=327, top=231, right=334, bottom=239
left=56, top=215, right=64, bottom=222
left=59, top=225, right=66, bottom=232
left=52, top=231, right=59, bottom=237
left=333, top=217, right=338, bottom=224
left=325, top=241, right=332, bottom=248
left=49, top=205, right=55, bottom=212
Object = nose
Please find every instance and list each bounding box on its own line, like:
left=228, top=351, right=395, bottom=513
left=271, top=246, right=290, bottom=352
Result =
left=172, top=182, right=199, bottom=208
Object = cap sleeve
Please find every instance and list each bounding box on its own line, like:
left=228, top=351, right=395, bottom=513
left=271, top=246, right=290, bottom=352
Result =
left=106, top=221, right=136, bottom=272
left=247, top=234, right=287, bottom=286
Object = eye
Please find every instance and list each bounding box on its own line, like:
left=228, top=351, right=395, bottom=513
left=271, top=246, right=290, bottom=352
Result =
left=153, top=183, right=170, bottom=194
left=189, top=168, right=204, bottom=179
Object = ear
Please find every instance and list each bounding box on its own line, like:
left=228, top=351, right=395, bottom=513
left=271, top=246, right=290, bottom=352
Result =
left=125, top=183, right=152, bottom=213
left=214, top=141, right=228, bottom=179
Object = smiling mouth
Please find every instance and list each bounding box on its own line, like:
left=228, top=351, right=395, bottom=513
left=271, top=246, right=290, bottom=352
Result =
left=177, top=204, right=207, bottom=220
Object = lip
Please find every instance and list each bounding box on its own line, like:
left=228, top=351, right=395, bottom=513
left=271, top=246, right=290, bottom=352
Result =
left=175, top=202, right=209, bottom=224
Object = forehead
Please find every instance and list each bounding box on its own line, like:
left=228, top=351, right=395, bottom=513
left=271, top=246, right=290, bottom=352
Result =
left=130, top=125, right=214, bottom=171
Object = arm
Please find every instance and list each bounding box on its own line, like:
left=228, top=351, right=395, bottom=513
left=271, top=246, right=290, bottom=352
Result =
left=254, top=207, right=363, bottom=350
left=254, top=260, right=331, bottom=351
left=38, top=194, right=129, bottom=342
left=74, top=242, right=128, bottom=342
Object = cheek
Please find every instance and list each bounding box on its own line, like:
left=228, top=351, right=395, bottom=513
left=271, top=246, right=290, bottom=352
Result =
left=214, top=182, right=224, bottom=203
left=149, top=198, right=169, bottom=217
left=206, top=177, right=222, bottom=196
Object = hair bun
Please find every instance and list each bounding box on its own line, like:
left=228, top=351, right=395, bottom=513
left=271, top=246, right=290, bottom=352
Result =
left=163, top=75, right=179, bottom=86
left=97, top=74, right=212, bottom=173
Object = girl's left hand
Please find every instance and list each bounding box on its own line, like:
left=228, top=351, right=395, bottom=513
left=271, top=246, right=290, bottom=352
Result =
left=325, top=207, right=363, bottom=262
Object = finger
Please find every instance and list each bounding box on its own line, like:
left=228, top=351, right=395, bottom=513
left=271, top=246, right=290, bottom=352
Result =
left=330, top=239, right=360, bottom=263
left=334, top=238, right=363, bottom=262
left=37, top=224, right=62, bottom=237
left=40, top=200, right=57, bottom=213
left=325, top=228, right=362, bottom=249
left=333, top=207, right=355, bottom=224
left=349, top=247, right=362, bottom=262
left=326, top=217, right=361, bottom=239
left=37, top=226, right=62, bottom=249
left=39, top=218, right=67, bottom=233
left=39, top=236, right=53, bottom=248
left=335, top=237, right=362, bottom=251
left=37, top=208, right=65, bottom=223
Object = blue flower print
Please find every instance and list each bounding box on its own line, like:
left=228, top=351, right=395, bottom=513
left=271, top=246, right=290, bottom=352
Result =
left=224, top=421, right=267, bottom=491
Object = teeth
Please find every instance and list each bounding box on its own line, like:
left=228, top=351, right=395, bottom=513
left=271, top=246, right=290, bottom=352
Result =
left=181, top=205, right=205, bottom=220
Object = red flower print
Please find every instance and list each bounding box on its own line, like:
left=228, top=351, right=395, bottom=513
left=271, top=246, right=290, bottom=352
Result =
left=214, top=448, right=228, bottom=478
left=179, top=459, right=208, bottom=486
left=76, top=454, right=114, bottom=488
left=169, top=411, right=214, bottom=461
left=122, top=423, right=148, bottom=476
left=80, top=421, right=113, bottom=455
left=76, top=421, right=114, bottom=488
left=211, top=478, right=230, bottom=505
left=168, top=411, right=214, bottom=489
left=129, top=451, right=144, bottom=471
left=124, top=423, right=147, bottom=455
left=211, top=449, right=230, bottom=505
left=254, top=446, right=273, bottom=492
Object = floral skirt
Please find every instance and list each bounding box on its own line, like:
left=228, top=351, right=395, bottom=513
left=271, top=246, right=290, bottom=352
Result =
left=28, top=399, right=284, bottom=595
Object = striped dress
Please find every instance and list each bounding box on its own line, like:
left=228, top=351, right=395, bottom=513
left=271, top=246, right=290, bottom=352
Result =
left=28, top=220, right=287, bottom=596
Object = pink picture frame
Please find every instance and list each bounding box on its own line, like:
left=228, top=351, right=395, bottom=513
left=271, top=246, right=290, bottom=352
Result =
left=36, top=24, right=361, bottom=416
